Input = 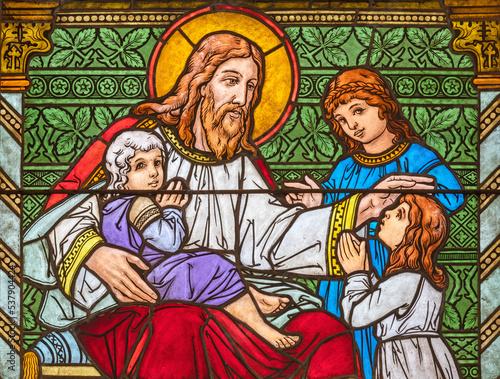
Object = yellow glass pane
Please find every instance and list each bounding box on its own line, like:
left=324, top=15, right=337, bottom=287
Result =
left=181, top=12, right=281, bottom=54
left=254, top=46, right=292, bottom=140
left=154, top=30, right=193, bottom=97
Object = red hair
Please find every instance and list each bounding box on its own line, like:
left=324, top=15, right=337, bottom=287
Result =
left=134, top=33, right=263, bottom=156
left=385, top=194, right=448, bottom=288
left=322, top=68, right=420, bottom=153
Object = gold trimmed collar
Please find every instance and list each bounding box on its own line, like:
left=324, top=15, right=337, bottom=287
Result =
left=352, top=142, right=410, bottom=166
left=160, top=124, right=218, bottom=164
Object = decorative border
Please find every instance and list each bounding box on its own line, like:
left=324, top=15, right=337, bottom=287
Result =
left=0, top=240, right=21, bottom=286
left=54, top=10, right=448, bottom=27
left=353, top=142, right=409, bottom=166
left=0, top=98, right=22, bottom=144
left=480, top=239, right=500, bottom=280
left=327, top=193, right=361, bottom=276
left=58, top=229, right=104, bottom=295
left=481, top=307, right=500, bottom=351
left=480, top=95, right=500, bottom=143
left=0, top=168, right=21, bottom=216
left=55, top=12, right=182, bottom=26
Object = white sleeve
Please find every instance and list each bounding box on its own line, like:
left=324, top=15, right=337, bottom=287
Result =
left=238, top=157, right=359, bottom=277
left=48, top=195, right=108, bottom=308
left=341, top=272, right=421, bottom=328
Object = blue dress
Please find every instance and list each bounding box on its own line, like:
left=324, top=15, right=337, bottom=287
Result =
left=318, top=141, right=464, bottom=379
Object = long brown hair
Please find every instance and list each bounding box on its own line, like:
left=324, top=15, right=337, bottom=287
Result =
left=385, top=194, right=448, bottom=288
left=134, top=32, right=264, bottom=156
left=322, top=68, right=420, bottom=153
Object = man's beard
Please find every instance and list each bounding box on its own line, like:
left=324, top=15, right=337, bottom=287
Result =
left=200, top=91, right=248, bottom=160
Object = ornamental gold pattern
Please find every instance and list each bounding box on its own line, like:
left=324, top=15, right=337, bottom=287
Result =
left=0, top=22, right=52, bottom=90
left=353, top=142, right=410, bottom=166
left=452, top=20, right=500, bottom=89
left=58, top=229, right=104, bottom=295
left=327, top=193, right=361, bottom=276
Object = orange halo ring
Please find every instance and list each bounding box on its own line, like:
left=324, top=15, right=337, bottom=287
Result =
left=148, top=5, right=299, bottom=145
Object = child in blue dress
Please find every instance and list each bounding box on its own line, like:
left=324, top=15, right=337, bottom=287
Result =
left=285, top=67, right=464, bottom=378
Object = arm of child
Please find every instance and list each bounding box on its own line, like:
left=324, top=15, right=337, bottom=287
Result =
left=128, top=194, right=186, bottom=253
left=143, top=208, right=186, bottom=252
left=341, top=272, right=421, bottom=328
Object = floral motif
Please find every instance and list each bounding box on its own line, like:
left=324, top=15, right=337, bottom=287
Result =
left=49, top=77, right=70, bottom=96
left=315, top=76, right=331, bottom=97
left=395, top=77, right=416, bottom=96
left=442, top=77, right=463, bottom=96
left=466, top=77, right=477, bottom=97
left=299, top=77, right=313, bottom=96
left=73, top=77, right=94, bottom=97
left=418, top=77, right=439, bottom=96
left=120, top=77, right=141, bottom=97
left=295, top=27, right=350, bottom=67
left=97, top=77, right=118, bottom=97
left=28, top=77, right=46, bottom=97
left=24, top=198, right=37, bottom=212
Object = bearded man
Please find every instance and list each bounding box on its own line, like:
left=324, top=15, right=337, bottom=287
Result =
left=25, top=32, right=433, bottom=378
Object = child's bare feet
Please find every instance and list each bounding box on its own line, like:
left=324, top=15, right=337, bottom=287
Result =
left=257, top=325, right=301, bottom=349
left=249, top=286, right=291, bottom=315
left=225, top=293, right=301, bottom=349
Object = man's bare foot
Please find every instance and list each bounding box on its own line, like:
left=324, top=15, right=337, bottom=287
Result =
left=249, top=286, right=291, bottom=315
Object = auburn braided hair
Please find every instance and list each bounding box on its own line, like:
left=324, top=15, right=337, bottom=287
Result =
left=322, top=68, right=420, bottom=153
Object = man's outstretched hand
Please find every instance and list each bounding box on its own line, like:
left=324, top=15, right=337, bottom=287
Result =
left=356, top=174, right=435, bottom=227
left=284, top=175, right=323, bottom=208
left=85, top=245, right=158, bottom=304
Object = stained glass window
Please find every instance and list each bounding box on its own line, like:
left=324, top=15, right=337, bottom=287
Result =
left=0, top=1, right=499, bottom=378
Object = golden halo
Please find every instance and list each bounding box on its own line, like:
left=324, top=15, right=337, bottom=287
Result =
left=149, top=5, right=298, bottom=144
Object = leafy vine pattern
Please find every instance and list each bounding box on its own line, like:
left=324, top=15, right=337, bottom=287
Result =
left=38, top=27, right=162, bottom=68
left=24, top=106, right=130, bottom=162
left=286, top=26, right=466, bottom=68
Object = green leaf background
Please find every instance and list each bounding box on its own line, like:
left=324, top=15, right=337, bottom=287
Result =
left=443, top=302, right=461, bottom=329
left=43, top=108, right=74, bottom=131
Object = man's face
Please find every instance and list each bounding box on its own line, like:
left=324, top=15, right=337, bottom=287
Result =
left=200, top=57, right=259, bottom=160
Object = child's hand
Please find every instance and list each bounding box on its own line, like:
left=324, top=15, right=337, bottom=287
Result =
left=156, top=180, right=189, bottom=209
left=337, top=232, right=369, bottom=274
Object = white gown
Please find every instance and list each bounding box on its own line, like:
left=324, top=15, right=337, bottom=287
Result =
left=342, top=271, right=462, bottom=379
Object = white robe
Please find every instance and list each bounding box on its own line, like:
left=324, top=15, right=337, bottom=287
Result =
left=163, top=136, right=334, bottom=274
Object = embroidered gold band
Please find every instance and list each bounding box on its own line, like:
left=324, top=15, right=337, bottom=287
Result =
left=161, top=125, right=217, bottom=164
left=129, top=197, right=161, bottom=232
left=327, top=193, right=362, bottom=276
left=59, top=229, right=104, bottom=295
left=353, top=142, right=409, bottom=166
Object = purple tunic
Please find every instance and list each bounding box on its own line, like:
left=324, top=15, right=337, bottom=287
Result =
left=102, top=196, right=245, bottom=306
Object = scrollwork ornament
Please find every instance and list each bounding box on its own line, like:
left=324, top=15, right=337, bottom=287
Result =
left=452, top=20, right=500, bottom=89
left=1, top=22, right=52, bottom=90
